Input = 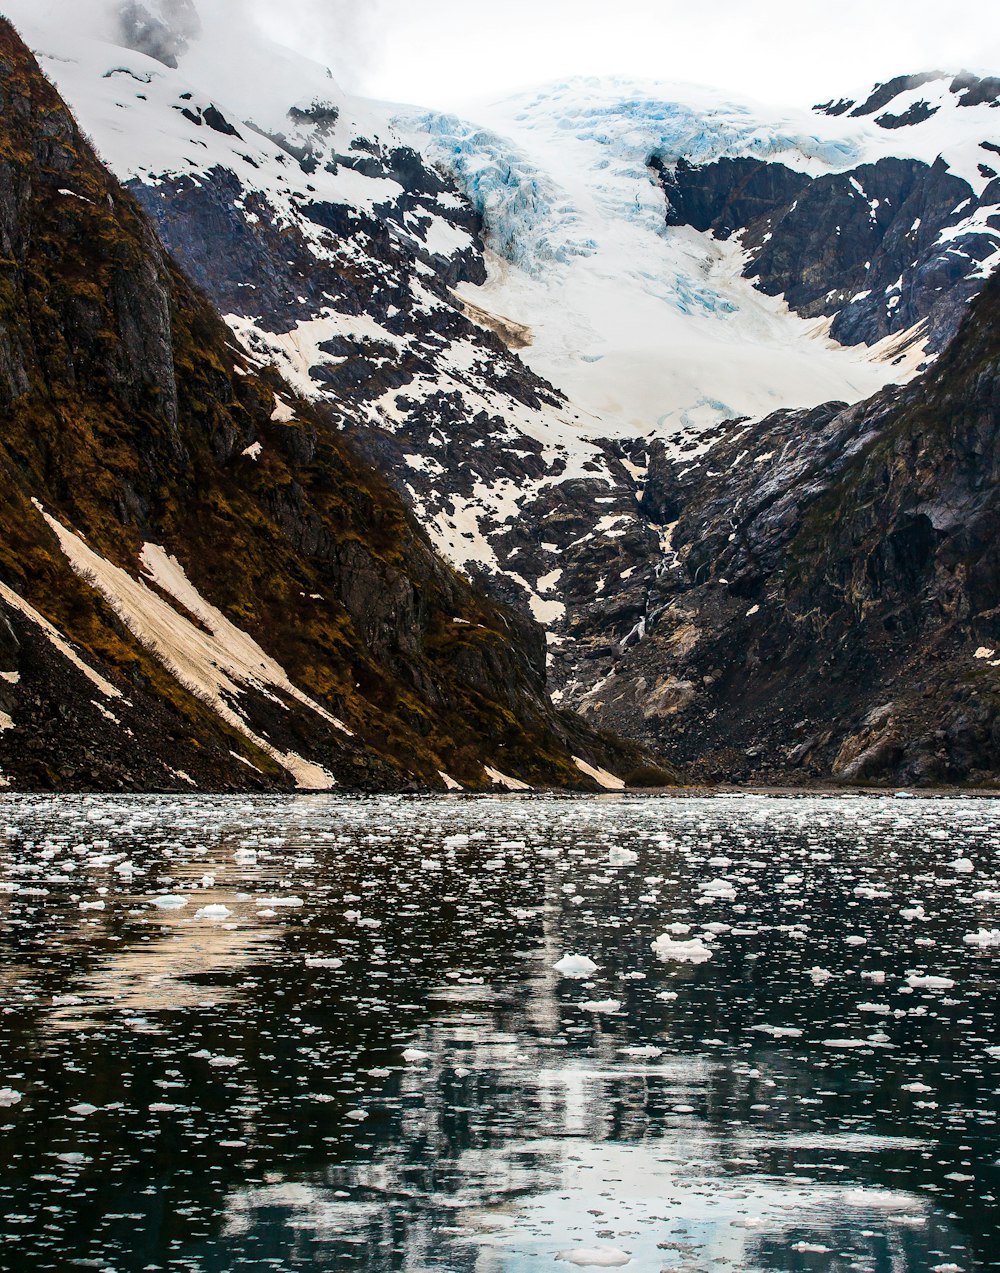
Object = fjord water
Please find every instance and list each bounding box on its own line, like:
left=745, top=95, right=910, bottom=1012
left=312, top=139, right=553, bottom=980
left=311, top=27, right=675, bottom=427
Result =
left=0, top=795, right=998, bottom=1272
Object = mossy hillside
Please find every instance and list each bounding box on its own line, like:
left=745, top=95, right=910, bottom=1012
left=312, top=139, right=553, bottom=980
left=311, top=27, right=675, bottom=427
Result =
left=0, top=20, right=650, bottom=791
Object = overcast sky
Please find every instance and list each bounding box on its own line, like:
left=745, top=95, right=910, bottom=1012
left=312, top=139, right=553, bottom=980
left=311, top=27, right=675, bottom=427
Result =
left=252, top=0, right=1000, bottom=108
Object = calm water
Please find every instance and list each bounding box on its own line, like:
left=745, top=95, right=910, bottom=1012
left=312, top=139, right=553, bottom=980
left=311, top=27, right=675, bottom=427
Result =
left=0, top=793, right=998, bottom=1272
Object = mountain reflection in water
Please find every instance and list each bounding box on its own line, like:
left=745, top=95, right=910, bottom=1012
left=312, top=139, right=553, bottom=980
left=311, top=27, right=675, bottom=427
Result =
left=0, top=793, right=997, bottom=1271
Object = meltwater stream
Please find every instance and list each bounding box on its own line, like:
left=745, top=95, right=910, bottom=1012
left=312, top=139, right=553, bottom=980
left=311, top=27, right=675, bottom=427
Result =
left=0, top=794, right=998, bottom=1272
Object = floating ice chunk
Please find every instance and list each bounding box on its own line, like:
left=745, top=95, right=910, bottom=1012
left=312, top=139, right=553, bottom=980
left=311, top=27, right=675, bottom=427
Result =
left=305, top=957, right=344, bottom=969
left=618, top=1045, right=662, bottom=1058
left=579, top=999, right=621, bottom=1013
left=0, top=1089, right=22, bottom=1107
left=195, top=904, right=232, bottom=920
left=402, top=1048, right=432, bottom=1063
left=973, top=888, right=1000, bottom=902
left=208, top=1055, right=239, bottom=1068
left=651, top=934, right=713, bottom=963
left=845, top=935, right=867, bottom=945
left=949, top=858, right=975, bottom=874
left=809, top=967, right=833, bottom=984
left=256, top=896, right=304, bottom=908
left=902, top=1082, right=934, bottom=1093
left=792, top=1244, right=830, bottom=1254
left=750, top=1024, right=803, bottom=1038
left=985, top=1045, right=1000, bottom=1059
left=557, top=1248, right=631, bottom=1267
left=906, top=973, right=955, bottom=989
left=345, top=1109, right=368, bottom=1121
left=607, top=846, right=638, bottom=866
left=79, top=900, right=106, bottom=911
left=554, top=954, right=599, bottom=978
left=152, top=895, right=188, bottom=909
left=69, top=1102, right=98, bottom=1115
left=698, top=878, right=737, bottom=900
left=963, top=928, right=1000, bottom=948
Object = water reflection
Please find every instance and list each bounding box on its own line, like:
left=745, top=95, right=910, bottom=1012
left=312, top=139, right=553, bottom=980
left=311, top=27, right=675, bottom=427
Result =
left=0, top=793, right=997, bottom=1271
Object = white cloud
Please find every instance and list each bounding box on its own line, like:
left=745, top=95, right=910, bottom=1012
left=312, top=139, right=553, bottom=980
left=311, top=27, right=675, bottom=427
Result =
left=295, top=0, right=1000, bottom=109
left=4, top=0, right=998, bottom=109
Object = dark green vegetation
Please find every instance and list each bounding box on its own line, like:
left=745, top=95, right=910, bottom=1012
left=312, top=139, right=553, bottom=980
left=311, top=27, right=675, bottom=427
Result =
left=0, top=21, right=663, bottom=792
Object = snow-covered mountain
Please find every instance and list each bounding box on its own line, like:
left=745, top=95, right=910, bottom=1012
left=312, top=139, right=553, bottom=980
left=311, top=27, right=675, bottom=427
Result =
left=6, top=1, right=1000, bottom=742
left=399, top=72, right=1000, bottom=434
left=0, top=16, right=654, bottom=793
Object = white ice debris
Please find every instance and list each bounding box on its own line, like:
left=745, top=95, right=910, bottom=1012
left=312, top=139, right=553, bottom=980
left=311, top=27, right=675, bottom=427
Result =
left=556, top=1250, right=631, bottom=1268
left=906, top=973, right=955, bottom=990
left=579, top=999, right=621, bottom=1013
left=651, top=934, right=713, bottom=963
left=402, top=1048, right=432, bottom=1064
left=554, top=954, right=599, bottom=978
left=963, top=928, right=1000, bottom=948
left=153, top=895, right=188, bottom=909
left=607, top=846, right=638, bottom=866
left=195, top=904, right=233, bottom=920
left=948, top=857, right=975, bottom=873
left=0, top=1088, right=22, bottom=1107
left=698, top=878, right=737, bottom=901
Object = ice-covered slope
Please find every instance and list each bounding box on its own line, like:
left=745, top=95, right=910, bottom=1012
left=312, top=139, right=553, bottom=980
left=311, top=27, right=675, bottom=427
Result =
left=399, top=74, right=1000, bottom=435
left=10, top=1, right=999, bottom=668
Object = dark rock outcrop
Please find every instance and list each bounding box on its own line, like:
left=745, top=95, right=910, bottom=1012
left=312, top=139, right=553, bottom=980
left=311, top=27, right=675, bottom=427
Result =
left=659, top=149, right=999, bottom=355
left=574, top=270, right=1000, bottom=787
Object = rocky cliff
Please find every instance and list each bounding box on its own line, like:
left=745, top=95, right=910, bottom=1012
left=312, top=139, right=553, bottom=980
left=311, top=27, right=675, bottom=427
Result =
left=0, top=20, right=661, bottom=793
left=579, top=270, right=1000, bottom=787
left=656, top=74, right=1000, bottom=357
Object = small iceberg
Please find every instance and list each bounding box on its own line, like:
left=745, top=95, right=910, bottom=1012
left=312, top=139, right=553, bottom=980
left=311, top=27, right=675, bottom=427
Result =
left=554, top=954, right=599, bottom=978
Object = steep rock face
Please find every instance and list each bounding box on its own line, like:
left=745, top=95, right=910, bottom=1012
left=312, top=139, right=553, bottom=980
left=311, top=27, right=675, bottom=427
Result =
left=658, top=74, right=1000, bottom=356
left=579, top=272, right=1000, bottom=787
left=0, top=21, right=659, bottom=793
